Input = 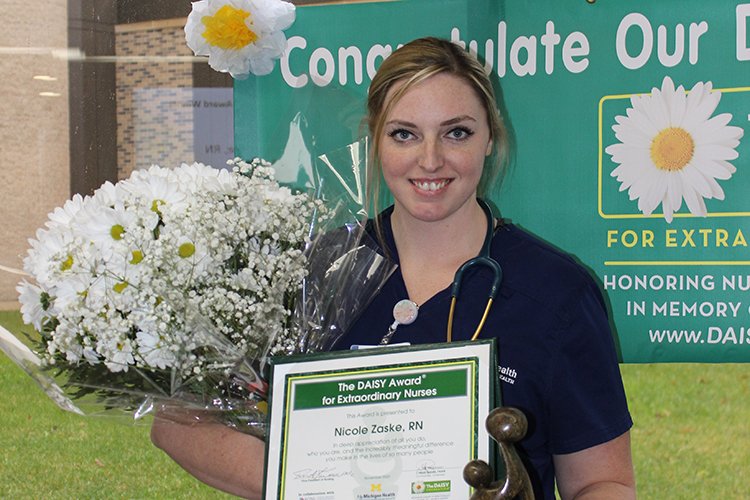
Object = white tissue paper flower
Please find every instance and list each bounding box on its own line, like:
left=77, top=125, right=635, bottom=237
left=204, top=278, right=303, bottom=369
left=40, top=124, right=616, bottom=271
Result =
left=185, top=0, right=296, bottom=78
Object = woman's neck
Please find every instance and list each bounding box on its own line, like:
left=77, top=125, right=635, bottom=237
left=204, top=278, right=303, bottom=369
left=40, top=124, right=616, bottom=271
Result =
left=390, top=200, right=488, bottom=305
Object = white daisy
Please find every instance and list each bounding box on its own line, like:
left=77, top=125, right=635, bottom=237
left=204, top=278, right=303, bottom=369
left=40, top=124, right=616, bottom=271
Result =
left=16, top=281, right=48, bottom=331
left=74, top=201, right=137, bottom=255
left=53, top=271, right=94, bottom=312
left=91, top=180, right=126, bottom=209
left=119, top=168, right=188, bottom=229
left=185, top=0, right=296, bottom=78
left=101, top=337, right=136, bottom=373
left=605, top=76, right=744, bottom=222
left=46, top=194, right=86, bottom=230
left=23, top=227, right=74, bottom=287
left=136, top=329, right=176, bottom=370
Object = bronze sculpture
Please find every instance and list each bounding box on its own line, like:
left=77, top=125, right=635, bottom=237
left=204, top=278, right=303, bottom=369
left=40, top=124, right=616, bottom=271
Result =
left=464, top=407, right=534, bottom=500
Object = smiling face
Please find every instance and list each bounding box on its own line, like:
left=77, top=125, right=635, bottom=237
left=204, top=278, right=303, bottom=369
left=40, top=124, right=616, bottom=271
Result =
left=379, top=72, right=493, bottom=225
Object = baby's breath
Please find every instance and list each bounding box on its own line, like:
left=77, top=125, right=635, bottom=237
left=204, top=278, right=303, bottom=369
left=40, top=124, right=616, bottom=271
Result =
left=18, top=160, right=322, bottom=384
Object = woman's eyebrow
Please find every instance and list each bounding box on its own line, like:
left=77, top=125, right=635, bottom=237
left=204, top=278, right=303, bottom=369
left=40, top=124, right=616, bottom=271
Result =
left=440, top=115, right=478, bottom=126
left=384, top=119, right=417, bottom=128
left=385, top=115, right=478, bottom=128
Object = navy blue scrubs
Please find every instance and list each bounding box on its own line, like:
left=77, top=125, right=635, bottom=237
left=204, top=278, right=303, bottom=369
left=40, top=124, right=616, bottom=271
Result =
left=335, top=207, right=633, bottom=499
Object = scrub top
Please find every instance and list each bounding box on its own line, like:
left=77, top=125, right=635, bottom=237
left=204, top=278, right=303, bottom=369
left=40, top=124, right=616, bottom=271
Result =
left=335, top=207, right=633, bottom=499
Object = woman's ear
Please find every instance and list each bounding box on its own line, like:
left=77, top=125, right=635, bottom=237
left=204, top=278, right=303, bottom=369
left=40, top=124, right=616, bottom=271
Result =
left=485, top=138, right=493, bottom=157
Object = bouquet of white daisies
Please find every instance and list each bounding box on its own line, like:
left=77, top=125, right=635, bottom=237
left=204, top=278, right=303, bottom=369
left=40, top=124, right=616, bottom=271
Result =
left=5, top=158, right=392, bottom=436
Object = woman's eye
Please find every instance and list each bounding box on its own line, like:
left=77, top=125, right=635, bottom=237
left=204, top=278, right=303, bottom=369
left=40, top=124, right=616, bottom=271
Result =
left=389, top=129, right=414, bottom=141
left=448, top=127, right=473, bottom=140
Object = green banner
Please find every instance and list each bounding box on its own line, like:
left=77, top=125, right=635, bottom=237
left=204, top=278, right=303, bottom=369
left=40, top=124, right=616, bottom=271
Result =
left=235, top=0, right=750, bottom=362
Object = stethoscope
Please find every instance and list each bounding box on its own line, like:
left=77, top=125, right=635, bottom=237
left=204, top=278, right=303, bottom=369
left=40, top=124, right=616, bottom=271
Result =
left=380, top=198, right=503, bottom=345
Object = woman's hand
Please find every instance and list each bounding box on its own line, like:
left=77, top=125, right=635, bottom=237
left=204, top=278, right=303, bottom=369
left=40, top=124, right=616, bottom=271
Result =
left=151, top=410, right=266, bottom=499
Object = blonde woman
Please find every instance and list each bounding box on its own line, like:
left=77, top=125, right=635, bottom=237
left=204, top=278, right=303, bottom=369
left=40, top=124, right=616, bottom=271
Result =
left=336, top=37, right=635, bottom=499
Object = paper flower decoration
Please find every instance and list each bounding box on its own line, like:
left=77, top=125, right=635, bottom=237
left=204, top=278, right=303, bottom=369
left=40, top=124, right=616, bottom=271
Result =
left=605, top=76, right=744, bottom=222
left=185, top=0, right=295, bottom=78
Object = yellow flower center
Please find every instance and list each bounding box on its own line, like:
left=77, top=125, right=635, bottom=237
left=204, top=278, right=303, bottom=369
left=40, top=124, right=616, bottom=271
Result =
left=179, top=242, right=196, bottom=258
left=113, top=281, right=129, bottom=293
left=111, top=224, right=125, bottom=240
left=650, top=127, right=695, bottom=172
left=130, top=250, right=144, bottom=264
left=202, top=5, right=258, bottom=50
left=151, top=199, right=165, bottom=214
left=60, top=254, right=74, bottom=271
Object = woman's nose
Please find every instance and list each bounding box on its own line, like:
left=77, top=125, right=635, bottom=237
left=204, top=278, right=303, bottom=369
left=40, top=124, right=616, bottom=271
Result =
left=418, top=138, right=444, bottom=171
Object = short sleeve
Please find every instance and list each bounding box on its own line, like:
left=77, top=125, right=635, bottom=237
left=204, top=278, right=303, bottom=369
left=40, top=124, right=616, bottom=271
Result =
left=547, top=279, right=633, bottom=454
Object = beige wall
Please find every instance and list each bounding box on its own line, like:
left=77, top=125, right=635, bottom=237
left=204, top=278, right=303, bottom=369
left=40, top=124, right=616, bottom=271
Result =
left=0, top=0, right=70, bottom=308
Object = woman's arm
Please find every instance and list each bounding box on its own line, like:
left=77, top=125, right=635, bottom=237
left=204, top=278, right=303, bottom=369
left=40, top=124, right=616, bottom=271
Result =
left=151, top=414, right=266, bottom=499
left=553, top=431, right=636, bottom=500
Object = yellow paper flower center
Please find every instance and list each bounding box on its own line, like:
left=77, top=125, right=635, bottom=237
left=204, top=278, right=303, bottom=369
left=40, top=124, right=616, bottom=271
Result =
left=202, top=5, right=258, bottom=50
left=650, top=127, right=695, bottom=172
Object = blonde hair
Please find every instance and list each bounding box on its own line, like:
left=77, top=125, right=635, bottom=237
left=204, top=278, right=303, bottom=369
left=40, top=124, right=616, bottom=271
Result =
left=366, top=36, right=509, bottom=214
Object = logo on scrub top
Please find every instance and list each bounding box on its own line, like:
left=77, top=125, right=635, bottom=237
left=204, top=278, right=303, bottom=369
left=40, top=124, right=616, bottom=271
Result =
left=498, top=365, right=518, bottom=384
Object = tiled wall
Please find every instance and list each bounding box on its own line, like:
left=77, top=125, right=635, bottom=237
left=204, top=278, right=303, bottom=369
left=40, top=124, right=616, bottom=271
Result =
left=115, top=19, right=194, bottom=179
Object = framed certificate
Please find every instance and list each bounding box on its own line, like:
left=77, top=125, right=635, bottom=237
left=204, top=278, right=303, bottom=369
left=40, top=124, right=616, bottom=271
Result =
left=263, top=340, right=498, bottom=499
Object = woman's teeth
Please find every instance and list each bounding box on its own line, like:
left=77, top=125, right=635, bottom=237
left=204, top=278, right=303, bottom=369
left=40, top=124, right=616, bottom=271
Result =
left=413, top=179, right=449, bottom=191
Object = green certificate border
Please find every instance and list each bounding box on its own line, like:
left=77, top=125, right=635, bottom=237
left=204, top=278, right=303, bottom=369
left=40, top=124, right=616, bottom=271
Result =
left=262, top=340, right=497, bottom=499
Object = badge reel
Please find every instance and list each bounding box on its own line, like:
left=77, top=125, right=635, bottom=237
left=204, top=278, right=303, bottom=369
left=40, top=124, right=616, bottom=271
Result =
left=379, top=299, right=419, bottom=345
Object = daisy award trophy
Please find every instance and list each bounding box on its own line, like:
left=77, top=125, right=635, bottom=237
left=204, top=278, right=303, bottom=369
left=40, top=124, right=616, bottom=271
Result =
left=263, top=340, right=497, bottom=499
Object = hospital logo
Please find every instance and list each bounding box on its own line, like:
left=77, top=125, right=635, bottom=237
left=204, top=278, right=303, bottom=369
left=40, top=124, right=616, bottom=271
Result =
left=498, top=365, right=517, bottom=385
left=357, top=489, right=395, bottom=499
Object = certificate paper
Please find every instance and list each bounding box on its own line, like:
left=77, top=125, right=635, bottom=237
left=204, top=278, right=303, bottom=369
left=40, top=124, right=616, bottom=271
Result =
left=264, top=341, right=497, bottom=499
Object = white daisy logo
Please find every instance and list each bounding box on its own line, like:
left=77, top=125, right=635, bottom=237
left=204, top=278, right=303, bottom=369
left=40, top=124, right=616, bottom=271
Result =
left=605, top=76, right=744, bottom=223
left=184, top=0, right=296, bottom=79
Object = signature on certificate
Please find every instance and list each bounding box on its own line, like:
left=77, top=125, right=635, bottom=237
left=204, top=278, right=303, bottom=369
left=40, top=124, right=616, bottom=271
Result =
left=292, top=467, right=352, bottom=481
left=416, top=460, right=448, bottom=475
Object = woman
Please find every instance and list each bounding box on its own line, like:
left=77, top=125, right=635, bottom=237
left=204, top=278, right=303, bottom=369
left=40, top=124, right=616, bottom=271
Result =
left=152, top=37, right=635, bottom=499
left=333, top=37, right=635, bottom=499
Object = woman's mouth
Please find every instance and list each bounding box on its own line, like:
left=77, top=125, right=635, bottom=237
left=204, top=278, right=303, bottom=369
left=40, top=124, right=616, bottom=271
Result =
left=411, top=179, right=451, bottom=192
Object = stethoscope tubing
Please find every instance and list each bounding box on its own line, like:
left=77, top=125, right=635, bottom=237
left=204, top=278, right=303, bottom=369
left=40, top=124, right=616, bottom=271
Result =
left=447, top=198, right=503, bottom=342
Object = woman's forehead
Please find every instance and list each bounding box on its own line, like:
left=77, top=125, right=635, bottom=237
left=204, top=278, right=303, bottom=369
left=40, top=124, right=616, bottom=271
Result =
left=384, top=73, right=487, bottom=121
